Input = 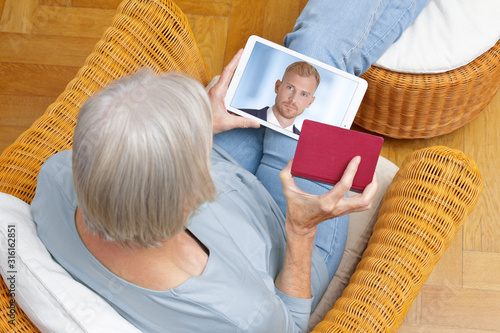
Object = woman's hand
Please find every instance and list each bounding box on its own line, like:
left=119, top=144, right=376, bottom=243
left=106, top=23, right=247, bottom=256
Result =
left=208, top=49, right=260, bottom=134
left=279, top=156, right=378, bottom=238
left=276, top=156, right=378, bottom=300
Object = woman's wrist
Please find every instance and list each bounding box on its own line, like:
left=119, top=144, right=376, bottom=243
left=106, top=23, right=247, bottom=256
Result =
left=276, top=222, right=316, bottom=299
left=285, top=216, right=317, bottom=241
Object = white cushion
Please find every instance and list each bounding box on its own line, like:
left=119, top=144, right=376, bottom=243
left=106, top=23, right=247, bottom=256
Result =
left=0, top=192, right=141, bottom=333
left=374, top=0, right=500, bottom=73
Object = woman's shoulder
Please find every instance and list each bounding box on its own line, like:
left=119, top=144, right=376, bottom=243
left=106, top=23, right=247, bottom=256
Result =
left=40, top=150, right=73, bottom=173
left=34, top=150, right=76, bottom=210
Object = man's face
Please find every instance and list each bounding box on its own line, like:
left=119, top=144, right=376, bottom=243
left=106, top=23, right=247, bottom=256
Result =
left=274, top=71, right=317, bottom=121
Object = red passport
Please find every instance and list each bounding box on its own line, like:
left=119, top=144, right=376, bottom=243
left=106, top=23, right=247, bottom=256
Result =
left=291, top=120, right=384, bottom=192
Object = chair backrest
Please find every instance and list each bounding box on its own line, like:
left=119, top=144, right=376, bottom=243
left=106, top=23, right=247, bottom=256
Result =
left=0, top=0, right=211, bottom=204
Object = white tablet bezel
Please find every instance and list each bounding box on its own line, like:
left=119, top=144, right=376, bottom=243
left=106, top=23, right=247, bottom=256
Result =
left=225, top=35, right=368, bottom=140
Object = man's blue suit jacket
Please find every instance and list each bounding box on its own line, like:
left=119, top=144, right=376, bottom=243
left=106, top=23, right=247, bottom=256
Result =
left=240, top=107, right=301, bottom=135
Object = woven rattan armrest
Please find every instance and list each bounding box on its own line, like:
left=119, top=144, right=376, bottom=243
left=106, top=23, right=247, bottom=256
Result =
left=312, top=146, right=483, bottom=332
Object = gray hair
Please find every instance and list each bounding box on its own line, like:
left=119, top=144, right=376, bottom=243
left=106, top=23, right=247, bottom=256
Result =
left=72, top=69, right=216, bottom=247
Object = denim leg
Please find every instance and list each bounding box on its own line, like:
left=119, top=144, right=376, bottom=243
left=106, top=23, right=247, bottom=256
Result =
left=284, top=0, right=430, bottom=76
left=284, top=0, right=392, bottom=74
left=213, top=127, right=266, bottom=174
left=255, top=129, right=348, bottom=280
left=345, top=0, right=431, bottom=75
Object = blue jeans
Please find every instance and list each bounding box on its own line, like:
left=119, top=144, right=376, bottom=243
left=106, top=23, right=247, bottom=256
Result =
left=284, top=0, right=431, bottom=76
left=214, top=128, right=348, bottom=280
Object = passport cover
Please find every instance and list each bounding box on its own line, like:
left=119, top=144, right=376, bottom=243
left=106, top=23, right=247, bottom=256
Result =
left=291, top=120, right=384, bottom=192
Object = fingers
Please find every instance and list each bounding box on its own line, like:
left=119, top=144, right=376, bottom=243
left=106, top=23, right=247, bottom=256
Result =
left=217, top=49, right=243, bottom=89
left=210, top=50, right=258, bottom=134
left=328, top=156, right=361, bottom=197
left=279, top=159, right=307, bottom=196
left=209, top=49, right=243, bottom=100
left=204, top=75, right=219, bottom=92
left=227, top=49, right=244, bottom=70
left=336, top=172, right=378, bottom=215
left=343, top=156, right=361, bottom=184
left=279, top=159, right=295, bottom=191
left=217, top=114, right=260, bottom=133
left=357, top=172, right=378, bottom=209
left=320, top=156, right=379, bottom=215
left=235, top=116, right=260, bottom=129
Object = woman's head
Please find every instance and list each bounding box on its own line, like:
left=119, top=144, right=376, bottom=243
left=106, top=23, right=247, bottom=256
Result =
left=72, top=69, right=216, bottom=247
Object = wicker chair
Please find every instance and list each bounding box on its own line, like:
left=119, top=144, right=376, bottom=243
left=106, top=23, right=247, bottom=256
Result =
left=0, top=0, right=484, bottom=332
left=355, top=39, right=500, bottom=139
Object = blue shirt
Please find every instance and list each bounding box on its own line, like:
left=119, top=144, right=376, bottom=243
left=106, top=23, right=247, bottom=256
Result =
left=31, top=146, right=329, bottom=332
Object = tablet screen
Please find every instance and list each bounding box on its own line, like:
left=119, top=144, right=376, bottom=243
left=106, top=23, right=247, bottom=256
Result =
left=225, top=36, right=367, bottom=139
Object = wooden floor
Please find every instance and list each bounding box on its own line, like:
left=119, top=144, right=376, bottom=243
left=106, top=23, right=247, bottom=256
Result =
left=1, top=1, right=499, bottom=332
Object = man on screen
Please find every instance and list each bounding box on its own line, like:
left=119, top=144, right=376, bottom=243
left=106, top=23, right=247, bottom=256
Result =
left=243, top=61, right=320, bottom=135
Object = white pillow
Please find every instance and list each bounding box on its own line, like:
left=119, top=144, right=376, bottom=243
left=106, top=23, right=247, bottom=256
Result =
left=374, top=0, right=500, bottom=73
left=0, top=192, right=141, bottom=333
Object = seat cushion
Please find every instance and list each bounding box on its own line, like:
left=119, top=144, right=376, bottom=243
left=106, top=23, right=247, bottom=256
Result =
left=374, top=0, right=500, bottom=73
left=0, top=192, right=141, bottom=333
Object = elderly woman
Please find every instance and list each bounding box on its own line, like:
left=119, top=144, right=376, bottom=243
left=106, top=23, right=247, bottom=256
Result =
left=32, top=50, right=376, bottom=332
left=31, top=0, right=431, bottom=331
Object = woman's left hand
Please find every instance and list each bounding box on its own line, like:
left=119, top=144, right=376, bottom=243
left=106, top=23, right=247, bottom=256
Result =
left=208, top=49, right=260, bottom=134
left=280, top=156, right=378, bottom=237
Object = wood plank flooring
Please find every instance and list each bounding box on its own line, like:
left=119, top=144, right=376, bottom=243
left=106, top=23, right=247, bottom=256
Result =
left=1, top=1, right=499, bottom=332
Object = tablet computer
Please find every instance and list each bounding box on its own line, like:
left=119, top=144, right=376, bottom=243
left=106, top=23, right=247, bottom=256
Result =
left=225, top=35, right=368, bottom=140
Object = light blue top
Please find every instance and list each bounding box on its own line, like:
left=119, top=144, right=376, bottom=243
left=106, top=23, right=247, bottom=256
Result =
left=31, top=146, right=329, bottom=333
